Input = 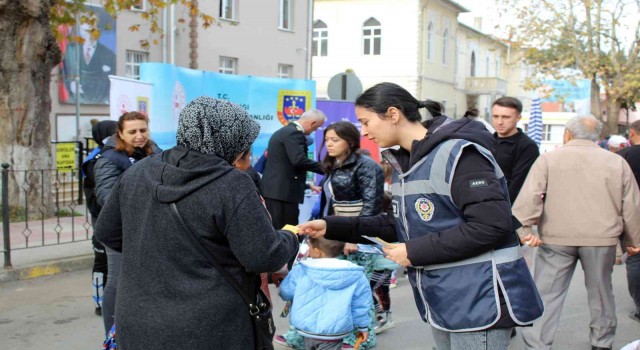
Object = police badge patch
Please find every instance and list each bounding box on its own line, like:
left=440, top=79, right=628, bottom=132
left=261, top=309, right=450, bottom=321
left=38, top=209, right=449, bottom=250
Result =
left=415, top=198, right=435, bottom=222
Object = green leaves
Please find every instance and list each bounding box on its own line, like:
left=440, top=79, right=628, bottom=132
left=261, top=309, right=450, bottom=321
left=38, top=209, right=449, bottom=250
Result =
left=50, top=0, right=215, bottom=50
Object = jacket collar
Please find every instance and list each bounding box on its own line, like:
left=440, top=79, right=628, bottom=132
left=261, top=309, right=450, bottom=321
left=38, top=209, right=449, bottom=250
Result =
left=493, top=128, right=525, bottom=144
left=290, top=121, right=305, bottom=133
left=564, top=139, right=598, bottom=147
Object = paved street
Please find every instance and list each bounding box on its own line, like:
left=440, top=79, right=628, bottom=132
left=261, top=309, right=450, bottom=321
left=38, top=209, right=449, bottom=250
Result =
left=0, top=263, right=638, bottom=350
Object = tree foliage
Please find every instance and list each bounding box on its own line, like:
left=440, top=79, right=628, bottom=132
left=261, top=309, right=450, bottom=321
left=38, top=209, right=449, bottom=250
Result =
left=50, top=0, right=215, bottom=50
left=496, top=0, right=640, bottom=134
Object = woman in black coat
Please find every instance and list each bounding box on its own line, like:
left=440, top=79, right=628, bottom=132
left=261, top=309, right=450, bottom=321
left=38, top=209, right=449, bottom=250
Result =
left=96, top=97, right=299, bottom=349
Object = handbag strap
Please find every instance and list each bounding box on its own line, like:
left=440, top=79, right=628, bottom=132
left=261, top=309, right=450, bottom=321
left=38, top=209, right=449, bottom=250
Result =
left=169, top=202, right=261, bottom=315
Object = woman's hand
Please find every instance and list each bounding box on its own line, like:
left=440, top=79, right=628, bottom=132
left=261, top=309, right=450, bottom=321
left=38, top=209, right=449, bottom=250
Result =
left=383, top=243, right=412, bottom=267
left=343, top=243, right=359, bottom=255
left=297, top=220, right=327, bottom=238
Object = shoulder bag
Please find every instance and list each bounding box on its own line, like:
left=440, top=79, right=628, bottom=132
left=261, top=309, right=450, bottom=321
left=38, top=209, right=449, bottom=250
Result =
left=169, top=203, right=275, bottom=350
left=328, top=180, right=363, bottom=217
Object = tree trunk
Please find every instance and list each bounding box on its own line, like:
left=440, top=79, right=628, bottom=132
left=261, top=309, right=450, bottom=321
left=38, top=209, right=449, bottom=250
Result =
left=0, top=0, right=59, bottom=214
left=606, top=96, right=621, bottom=136
left=590, top=77, right=601, bottom=120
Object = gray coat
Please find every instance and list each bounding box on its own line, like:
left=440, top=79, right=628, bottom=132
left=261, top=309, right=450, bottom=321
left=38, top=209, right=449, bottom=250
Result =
left=95, top=146, right=299, bottom=349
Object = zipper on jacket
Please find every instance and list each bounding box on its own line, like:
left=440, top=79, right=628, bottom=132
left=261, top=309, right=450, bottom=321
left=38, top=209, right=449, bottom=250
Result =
left=400, top=177, right=410, bottom=241
left=416, top=269, right=430, bottom=321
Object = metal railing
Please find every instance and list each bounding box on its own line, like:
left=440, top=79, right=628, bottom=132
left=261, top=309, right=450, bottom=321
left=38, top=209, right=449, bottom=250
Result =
left=1, top=164, right=93, bottom=269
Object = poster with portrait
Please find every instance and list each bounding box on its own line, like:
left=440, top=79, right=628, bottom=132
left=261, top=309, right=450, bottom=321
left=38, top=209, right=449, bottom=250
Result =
left=57, top=5, right=117, bottom=105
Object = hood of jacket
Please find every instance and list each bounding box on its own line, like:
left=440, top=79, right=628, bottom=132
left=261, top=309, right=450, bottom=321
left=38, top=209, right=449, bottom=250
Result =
left=389, top=115, right=495, bottom=171
left=299, top=258, right=364, bottom=290
left=144, top=146, right=236, bottom=203
left=92, top=121, right=117, bottom=147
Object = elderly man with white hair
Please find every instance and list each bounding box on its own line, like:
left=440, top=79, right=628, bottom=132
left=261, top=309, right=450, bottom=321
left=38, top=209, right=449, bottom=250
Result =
left=261, top=109, right=327, bottom=230
left=513, top=115, right=640, bottom=350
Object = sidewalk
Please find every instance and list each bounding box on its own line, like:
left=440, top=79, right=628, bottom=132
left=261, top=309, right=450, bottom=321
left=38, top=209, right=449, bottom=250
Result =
left=0, top=204, right=95, bottom=284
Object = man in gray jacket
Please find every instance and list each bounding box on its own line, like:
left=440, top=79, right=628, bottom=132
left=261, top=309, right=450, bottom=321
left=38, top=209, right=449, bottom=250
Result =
left=513, top=115, right=640, bottom=350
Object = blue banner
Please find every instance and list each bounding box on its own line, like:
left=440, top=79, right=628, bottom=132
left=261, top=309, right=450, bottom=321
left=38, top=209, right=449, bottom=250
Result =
left=139, top=63, right=316, bottom=160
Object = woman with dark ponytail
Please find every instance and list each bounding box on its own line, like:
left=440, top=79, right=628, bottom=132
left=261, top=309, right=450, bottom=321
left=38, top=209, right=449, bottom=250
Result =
left=299, top=82, right=543, bottom=350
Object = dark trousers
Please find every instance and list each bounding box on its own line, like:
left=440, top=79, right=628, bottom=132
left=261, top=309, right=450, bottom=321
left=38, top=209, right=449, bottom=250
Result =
left=265, top=198, right=299, bottom=229
left=627, top=253, right=640, bottom=317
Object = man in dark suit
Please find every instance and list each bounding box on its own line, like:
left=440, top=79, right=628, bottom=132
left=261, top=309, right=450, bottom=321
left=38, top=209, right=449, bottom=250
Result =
left=261, top=109, right=326, bottom=229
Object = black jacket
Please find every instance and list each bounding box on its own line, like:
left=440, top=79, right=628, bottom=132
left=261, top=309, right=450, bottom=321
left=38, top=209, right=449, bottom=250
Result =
left=95, top=146, right=299, bottom=349
left=493, top=129, right=539, bottom=203
left=617, top=145, right=640, bottom=186
left=261, top=123, right=323, bottom=203
left=94, top=137, right=161, bottom=207
left=325, top=116, right=515, bottom=264
left=320, top=153, right=384, bottom=217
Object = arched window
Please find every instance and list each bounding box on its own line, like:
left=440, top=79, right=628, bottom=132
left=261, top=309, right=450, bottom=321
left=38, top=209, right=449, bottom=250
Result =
left=470, top=51, right=476, bottom=77
left=427, top=22, right=434, bottom=60
left=442, top=29, right=448, bottom=64
left=363, top=18, right=382, bottom=55
left=312, top=20, right=328, bottom=57
left=495, top=58, right=501, bottom=78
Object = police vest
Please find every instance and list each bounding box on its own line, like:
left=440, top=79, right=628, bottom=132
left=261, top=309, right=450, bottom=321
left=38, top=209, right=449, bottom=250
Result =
left=384, top=139, right=543, bottom=332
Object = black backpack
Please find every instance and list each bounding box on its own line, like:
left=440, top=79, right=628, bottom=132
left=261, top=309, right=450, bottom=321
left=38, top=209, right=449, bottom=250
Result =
left=82, top=151, right=103, bottom=221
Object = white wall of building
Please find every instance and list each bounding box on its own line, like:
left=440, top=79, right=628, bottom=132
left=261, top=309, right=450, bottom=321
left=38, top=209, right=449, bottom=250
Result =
left=313, top=0, right=420, bottom=98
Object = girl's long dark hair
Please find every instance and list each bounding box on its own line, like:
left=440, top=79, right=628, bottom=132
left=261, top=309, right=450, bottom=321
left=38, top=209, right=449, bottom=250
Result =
left=355, top=82, right=444, bottom=121
left=320, top=121, right=361, bottom=174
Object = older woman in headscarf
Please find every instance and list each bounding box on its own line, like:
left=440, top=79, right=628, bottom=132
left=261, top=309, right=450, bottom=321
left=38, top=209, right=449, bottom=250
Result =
left=95, top=97, right=300, bottom=349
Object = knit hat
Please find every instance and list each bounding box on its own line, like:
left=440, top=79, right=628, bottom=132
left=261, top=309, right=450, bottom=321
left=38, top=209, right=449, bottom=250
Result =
left=176, top=96, right=260, bottom=164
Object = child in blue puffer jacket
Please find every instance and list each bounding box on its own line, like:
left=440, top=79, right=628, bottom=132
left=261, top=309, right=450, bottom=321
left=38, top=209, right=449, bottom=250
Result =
left=280, top=237, right=371, bottom=350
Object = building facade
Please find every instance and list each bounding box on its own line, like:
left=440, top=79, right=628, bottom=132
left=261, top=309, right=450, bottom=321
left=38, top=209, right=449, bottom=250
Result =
left=312, top=0, right=532, bottom=120
left=50, top=0, right=312, bottom=144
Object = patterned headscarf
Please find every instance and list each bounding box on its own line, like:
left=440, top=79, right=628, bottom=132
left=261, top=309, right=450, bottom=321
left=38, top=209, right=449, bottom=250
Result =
left=176, top=96, right=260, bottom=164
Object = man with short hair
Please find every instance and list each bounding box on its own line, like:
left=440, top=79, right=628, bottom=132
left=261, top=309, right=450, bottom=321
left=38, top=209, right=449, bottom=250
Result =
left=261, top=109, right=326, bottom=229
left=491, top=96, right=539, bottom=203
left=513, top=115, right=640, bottom=350
left=617, top=120, right=640, bottom=323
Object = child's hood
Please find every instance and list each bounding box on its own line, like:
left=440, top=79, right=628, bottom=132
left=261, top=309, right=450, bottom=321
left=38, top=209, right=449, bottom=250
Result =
left=300, top=258, right=365, bottom=290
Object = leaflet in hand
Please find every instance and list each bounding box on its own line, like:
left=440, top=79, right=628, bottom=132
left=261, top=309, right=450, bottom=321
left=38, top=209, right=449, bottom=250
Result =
left=361, top=235, right=393, bottom=248
left=357, top=244, right=384, bottom=255
left=281, top=224, right=299, bottom=234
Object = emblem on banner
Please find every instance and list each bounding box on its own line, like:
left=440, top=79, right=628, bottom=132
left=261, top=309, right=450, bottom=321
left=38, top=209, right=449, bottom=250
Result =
left=118, top=95, right=132, bottom=115
left=137, top=97, right=149, bottom=116
left=415, top=198, right=435, bottom=222
left=173, top=81, right=186, bottom=121
left=277, top=90, right=312, bottom=126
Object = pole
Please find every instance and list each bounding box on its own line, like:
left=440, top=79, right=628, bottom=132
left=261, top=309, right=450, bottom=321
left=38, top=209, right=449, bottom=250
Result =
left=77, top=141, right=83, bottom=205
left=74, top=2, right=81, bottom=143
left=2, top=163, right=12, bottom=269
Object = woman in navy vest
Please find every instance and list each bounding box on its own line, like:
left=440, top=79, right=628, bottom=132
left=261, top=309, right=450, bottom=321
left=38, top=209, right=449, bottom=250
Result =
left=94, top=111, right=161, bottom=334
left=299, top=83, right=543, bottom=350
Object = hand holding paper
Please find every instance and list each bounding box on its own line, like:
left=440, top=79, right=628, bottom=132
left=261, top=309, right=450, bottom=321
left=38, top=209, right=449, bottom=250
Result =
left=383, top=243, right=412, bottom=267
left=281, top=224, right=299, bottom=234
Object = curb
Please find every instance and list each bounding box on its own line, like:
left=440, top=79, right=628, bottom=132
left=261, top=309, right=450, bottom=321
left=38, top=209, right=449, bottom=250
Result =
left=0, top=254, right=94, bottom=284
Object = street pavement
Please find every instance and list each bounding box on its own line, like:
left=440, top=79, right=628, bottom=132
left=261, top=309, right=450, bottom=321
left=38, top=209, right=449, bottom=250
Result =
left=0, top=262, right=638, bottom=349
